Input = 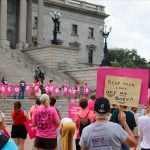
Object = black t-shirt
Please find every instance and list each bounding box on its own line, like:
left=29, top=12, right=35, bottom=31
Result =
left=110, top=109, right=136, bottom=130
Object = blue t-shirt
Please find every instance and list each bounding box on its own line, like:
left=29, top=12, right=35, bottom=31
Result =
left=1, top=139, right=18, bottom=150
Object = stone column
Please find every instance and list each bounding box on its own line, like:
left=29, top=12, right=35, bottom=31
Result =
left=0, top=0, right=10, bottom=48
left=26, top=0, right=33, bottom=46
left=37, top=0, right=43, bottom=45
left=17, top=0, right=27, bottom=49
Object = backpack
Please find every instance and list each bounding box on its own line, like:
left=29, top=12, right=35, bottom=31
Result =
left=0, top=132, right=9, bottom=148
left=77, top=111, right=90, bottom=136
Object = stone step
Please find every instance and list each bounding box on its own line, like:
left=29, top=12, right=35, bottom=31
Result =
left=0, top=99, right=73, bottom=125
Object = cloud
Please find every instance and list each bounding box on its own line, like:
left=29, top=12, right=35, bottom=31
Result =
left=84, top=0, right=150, bottom=61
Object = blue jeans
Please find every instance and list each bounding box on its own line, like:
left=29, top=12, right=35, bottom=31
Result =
left=18, top=86, right=25, bottom=100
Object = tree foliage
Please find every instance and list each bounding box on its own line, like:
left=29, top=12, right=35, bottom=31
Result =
left=108, top=48, right=149, bottom=68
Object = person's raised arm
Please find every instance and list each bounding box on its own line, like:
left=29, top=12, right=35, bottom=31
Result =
left=118, top=111, right=137, bottom=147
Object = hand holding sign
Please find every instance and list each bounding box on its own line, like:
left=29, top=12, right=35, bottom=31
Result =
left=118, top=110, right=126, bottom=126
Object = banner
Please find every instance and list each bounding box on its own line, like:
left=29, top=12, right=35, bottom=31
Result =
left=44, top=84, right=50, bottom=94
left=104, top=75, right=142, bottom=107
left=63, top=85, right=68, bottom=95
left=54, top=86, right=60, bottom=95
left=34, top=83, right=40, bottom=93
left=84, top=86, right=90, bottom=95
left=0, top=82, right=92, bottom=96
left=1, top=84, right=6, bottom=94
left=14, top=85, right=20, bottom=95
left=96, top=67, right=149, bottom=105
left=24, top=120, right=36, bottom=139
left=49, top=83, right=54, bottom=93
left=6, top=84, right=12, bottom=95
left=25, top=84, right=31, bottom=93
left=68, top=104, right=81, bottom=120
left=68, top=86, right=73, bottom=95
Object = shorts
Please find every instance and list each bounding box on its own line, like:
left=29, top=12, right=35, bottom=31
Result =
left=11, top=124, right=27, bottom=139
left=34, top=137, right=57, bottom=149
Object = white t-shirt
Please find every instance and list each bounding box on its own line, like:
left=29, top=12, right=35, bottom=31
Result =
left=138, top=116, right=150, bottom=149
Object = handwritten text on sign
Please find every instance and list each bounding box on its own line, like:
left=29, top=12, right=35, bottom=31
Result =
left=104, top=75, right=142, bottom=107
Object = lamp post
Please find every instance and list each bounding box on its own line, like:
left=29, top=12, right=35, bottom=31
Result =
left=49, top=11, right=61, bottom=45
left=100, top=25, right=112, bottom=66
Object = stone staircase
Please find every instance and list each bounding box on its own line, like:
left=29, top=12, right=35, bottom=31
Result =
left=65, top=67, right=98, bottom=89
left=0, top=98, right=75, bottom=125
left=23, top=45, right=80, bottom=70
left=0, top=47, right=76, bottom=86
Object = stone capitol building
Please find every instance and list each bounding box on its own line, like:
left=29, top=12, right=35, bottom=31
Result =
left=0, top=0, right=109, bottom=88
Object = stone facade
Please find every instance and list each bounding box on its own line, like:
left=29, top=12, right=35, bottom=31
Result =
left=0, top=0, right=109, bottom=66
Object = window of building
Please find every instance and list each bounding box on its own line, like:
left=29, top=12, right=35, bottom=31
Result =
left=7, top=0, right=14, bottom=14
left=72, top=24, right=78, bottom=35
left=88, top=49, right=93, bottom=64
left=56, top=22, right=60, bottom=32
left=33, top=17, right=38, bottom=30
left=88, top=27, right=94, bottom=38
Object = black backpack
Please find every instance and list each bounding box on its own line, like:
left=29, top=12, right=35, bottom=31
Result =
left=77, top=111, right=90, bottom=136
left=0, top=132, right=9, bottom=148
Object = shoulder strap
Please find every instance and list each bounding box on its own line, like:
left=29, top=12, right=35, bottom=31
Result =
left=85, top=110, right=90, bottom=118
left=77, top=110, right=90, bottom=119
left=13, top=110, right=22, bottom=121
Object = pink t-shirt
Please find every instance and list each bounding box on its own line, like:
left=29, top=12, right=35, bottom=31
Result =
left=87, top=100, right=95, bottom=111
left=30, top=105, right=41, bottom=119
left=75, top=109, right=95, bottom=139
left=32, top=105, right=60, bottom=138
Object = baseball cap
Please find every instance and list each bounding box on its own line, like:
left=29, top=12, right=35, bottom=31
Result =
left=94, top=97, right=110, bottom=114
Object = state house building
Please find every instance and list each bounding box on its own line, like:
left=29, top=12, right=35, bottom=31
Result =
left=0, top=0, right=109, bottom=67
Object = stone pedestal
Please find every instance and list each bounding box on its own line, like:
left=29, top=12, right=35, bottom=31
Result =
left=16, top=42, right=29, bottom=50
left=0, top=40, right=10, bottom=49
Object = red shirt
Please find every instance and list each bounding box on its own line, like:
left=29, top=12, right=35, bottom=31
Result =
left=12, top=110, right=26, bottom=125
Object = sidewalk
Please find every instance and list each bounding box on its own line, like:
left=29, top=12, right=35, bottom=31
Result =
left=7, top=125, right=141, bottom=150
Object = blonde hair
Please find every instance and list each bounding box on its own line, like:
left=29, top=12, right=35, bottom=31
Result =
left=40, top=94, right=50, bottom=106
left=0, top=112, right=3, bottom=129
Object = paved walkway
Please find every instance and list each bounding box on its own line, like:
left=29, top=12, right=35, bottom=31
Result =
left=7, top=125, right=141, bottom=150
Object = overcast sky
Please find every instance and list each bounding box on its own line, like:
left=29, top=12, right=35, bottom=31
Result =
left=83, top=0, right=150, bottom=61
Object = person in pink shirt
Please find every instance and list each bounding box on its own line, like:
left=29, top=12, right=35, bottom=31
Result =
left=87, top=95, right=96, bottom=112
left=75, top=97, right=95, bottom=150
left=29, top=97, right=41, bottom=119
left=32, top=94, right=60, bottom=150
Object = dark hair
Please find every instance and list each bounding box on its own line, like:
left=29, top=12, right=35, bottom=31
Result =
left=49, top=80, right=53, bottom=83
left=50, top=96, right=56, bottom=106
left=35, top=97, right=41, bottom=105
left=90, top=95, right=96, bottom=100
left=79, top=97, right=88, bottom=108
left=14, top=101, right=21, bottom=113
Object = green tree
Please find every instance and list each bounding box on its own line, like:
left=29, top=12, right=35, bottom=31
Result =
left=108, top=48, right=148, bottom=68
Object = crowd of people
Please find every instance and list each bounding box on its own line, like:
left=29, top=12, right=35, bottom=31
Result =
left=0, top=76, right=91, bottom=101
left=0, top=92, right=150, bottom=150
